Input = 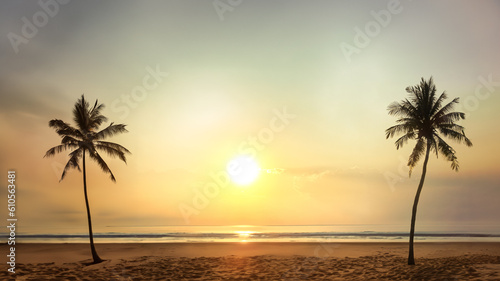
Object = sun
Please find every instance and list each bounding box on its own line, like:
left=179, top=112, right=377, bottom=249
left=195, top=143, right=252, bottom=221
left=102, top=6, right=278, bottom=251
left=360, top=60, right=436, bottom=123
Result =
left=226, top=156, right=260, bottom=186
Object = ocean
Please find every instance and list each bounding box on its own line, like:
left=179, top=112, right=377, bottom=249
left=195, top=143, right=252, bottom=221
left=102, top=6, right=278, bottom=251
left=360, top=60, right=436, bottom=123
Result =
left=8, top=224, right=500, bottom=243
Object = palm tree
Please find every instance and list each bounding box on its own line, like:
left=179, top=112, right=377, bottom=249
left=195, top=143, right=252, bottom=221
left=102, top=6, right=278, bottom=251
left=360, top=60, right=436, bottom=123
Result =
left=386, top=77, right=472, bottom=265
left=44, top=95, right=130, bottom=264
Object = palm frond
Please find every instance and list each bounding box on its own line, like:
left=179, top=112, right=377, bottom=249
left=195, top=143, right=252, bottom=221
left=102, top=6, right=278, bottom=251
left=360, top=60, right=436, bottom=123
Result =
left=408, top=138, right=426, bottom=176
left=49, top=119, right=83, bottom=139
left=429, top=92, right=448, bottom=117
left=434, top=134, right=459, bottom=171
left=60, top=148, right=82, bottom=181
left=432, top=98, right=460, bottom=120
left=87, top=149, right=116, bottom=182
left=438, top=127, right=473, bottom=147
left=61, top=136, right=80, bottom=146
left=94, top=123, right=128, bottom=140
left=437, top=123, right=465, bottom=132
left=388, top=99, right=421, bottom=120
left=95, top=141, right=131, bottom=154
left=89, top=100, right=107, bottom=130
left=73, top=95, right=91, bottom=132
left=394, top=130, right=416, bottom=149
left=417, top=77, right=432, bottom=109
left=435, top=111, right=465, bottom=124
left=385, top=123, right=415, bottom=139
left=407, top=81, right=422, bottom=105
left=395, top=117, right=418, bottom=124
left=95, top=141, right=130, bottom=163
left=428, top=134, right=439, bottom=158
left=387, top=101, right=403, bottom=116
left=44, top=144, right=71, bottom=158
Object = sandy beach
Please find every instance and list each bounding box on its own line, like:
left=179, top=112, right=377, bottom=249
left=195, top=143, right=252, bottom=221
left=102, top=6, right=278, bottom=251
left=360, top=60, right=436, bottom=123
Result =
left=1, top=242, right=500, bottom=280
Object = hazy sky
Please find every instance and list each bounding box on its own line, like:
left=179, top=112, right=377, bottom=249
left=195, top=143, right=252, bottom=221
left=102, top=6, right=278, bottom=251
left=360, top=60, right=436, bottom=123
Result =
left=1, top=1, right=499, bottom=234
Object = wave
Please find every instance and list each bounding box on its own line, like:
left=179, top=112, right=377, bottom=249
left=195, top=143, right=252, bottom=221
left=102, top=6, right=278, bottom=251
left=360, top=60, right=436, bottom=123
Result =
left=5, top=231, right=500, bottom=243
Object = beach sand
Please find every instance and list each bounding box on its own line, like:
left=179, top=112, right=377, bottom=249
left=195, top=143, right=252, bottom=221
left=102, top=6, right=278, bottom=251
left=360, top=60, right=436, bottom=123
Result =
left=2, top=242, right=500, bottom=280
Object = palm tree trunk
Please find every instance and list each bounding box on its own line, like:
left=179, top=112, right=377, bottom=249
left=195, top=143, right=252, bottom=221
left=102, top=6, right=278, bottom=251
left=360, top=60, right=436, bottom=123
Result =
left=408, top=142, right=431, bottom=265
left=83, top=148, right=103, bottom=263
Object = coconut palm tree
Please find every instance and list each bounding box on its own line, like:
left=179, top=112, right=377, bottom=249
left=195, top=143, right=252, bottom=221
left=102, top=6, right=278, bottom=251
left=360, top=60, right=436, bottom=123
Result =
left=386, top=77, right=472, bottom=265
left=44, top=95, right=130, bottom=264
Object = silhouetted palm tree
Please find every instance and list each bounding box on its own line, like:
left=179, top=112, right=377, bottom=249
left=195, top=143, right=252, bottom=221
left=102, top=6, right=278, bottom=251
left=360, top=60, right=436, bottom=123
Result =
left=386, top=77, right=472, bottom=265
left=45, top=95, right=130, bottom=263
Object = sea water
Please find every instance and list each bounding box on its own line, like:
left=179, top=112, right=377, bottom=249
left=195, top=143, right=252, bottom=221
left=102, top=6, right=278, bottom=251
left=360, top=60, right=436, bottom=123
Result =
left=6, top=224, right=500, bottom=243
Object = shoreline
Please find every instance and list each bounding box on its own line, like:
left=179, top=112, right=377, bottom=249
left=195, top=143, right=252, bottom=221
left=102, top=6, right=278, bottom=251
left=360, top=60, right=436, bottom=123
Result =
left=3, top=241, right=500, bottom=263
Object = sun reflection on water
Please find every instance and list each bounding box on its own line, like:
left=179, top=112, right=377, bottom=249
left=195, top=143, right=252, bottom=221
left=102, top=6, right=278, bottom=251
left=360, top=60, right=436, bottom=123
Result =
left=235, top=230, right=256, bottom=242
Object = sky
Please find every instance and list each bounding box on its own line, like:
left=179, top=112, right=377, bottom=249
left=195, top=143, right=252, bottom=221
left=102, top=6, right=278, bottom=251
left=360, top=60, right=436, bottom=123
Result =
left=1, top=0, right=499, bottom=235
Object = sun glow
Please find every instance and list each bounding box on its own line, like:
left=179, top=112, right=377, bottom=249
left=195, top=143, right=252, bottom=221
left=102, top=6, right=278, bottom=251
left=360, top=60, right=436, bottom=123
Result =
left=226, top=156, right=260, bottom=186
left=235, top=230, right=256, bottom=242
